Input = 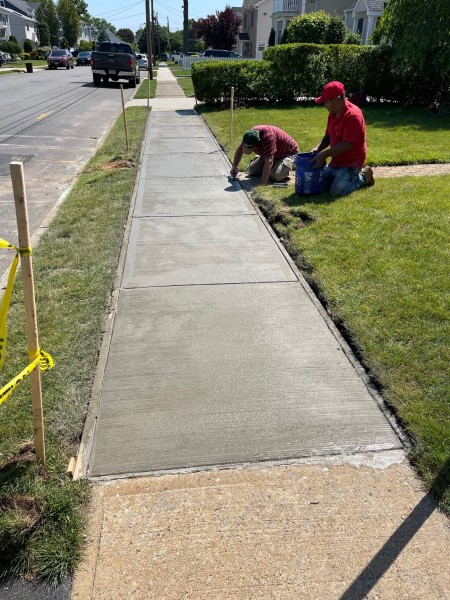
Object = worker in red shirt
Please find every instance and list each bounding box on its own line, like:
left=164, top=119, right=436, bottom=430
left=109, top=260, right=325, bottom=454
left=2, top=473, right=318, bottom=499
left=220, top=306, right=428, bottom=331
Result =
left=230, top=125, right=299, bottom=185
left=311, top=81, right=374, bottom=196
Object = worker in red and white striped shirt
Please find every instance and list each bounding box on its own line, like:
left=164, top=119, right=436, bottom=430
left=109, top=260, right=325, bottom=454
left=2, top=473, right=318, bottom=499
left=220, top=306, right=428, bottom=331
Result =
left=230, top=125, right=299, bottom=185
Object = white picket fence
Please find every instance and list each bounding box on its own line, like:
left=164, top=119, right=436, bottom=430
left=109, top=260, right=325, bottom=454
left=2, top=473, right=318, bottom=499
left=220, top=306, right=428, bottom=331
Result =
left=180, top=56, right=257, bottom=70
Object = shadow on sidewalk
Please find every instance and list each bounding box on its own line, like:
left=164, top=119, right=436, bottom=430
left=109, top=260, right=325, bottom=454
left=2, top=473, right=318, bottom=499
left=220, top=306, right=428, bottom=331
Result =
left=339, top=456, right=450, bottom=600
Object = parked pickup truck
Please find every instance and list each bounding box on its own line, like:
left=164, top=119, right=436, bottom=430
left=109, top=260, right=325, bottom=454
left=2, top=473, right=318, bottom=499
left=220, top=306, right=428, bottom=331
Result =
left=91, top=42, right=140, bottom=87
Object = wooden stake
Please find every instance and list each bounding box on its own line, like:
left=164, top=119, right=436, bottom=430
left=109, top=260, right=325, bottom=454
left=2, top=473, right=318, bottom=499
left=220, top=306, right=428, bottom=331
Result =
left=230, top=86, right=234, bottom=145
left=10, top=161, right=45, bottom=464
left=120, top=84, right=130, bottom=152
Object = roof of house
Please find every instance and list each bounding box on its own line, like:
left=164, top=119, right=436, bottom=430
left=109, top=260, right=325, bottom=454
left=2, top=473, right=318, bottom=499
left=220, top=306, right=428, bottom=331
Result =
left=106, top=29, right=123, bottom=44
left=352, top=0, right=386, bottom=12
left=4, top=0, right=37, bottom=17
left=366, top=0, right=385, bottom=10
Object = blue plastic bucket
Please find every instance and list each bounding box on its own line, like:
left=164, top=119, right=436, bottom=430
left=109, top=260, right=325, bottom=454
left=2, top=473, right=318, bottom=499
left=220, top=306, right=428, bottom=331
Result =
left=295, top=152, right=324, bottom=195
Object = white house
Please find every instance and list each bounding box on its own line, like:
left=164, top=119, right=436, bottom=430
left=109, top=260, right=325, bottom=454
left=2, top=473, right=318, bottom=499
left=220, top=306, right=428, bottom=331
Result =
left=78, top=20, right=96, bottom=46
left=0, top=1, right=39, bottom=49
left=344, top=0, right=386, bottom=45
left=238, top=0, right=272, bottom=59
left=271, top=0, right=387, bottom=45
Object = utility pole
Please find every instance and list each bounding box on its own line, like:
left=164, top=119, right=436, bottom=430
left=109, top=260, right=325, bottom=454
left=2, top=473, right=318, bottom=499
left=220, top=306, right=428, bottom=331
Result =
left=145, top=0, right=153, bottom=80
left=156, top=13, right=161, bottom=59
left=151, top=0, right=156, bottom=64
left=183, top=0, right=188, bottom=55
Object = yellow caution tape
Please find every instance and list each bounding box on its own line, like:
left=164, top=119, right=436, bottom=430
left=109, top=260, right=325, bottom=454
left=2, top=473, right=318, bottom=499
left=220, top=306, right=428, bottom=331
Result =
left=0, top=349, right=54, bottom=406
left=0, top=238, right=32, bottom=369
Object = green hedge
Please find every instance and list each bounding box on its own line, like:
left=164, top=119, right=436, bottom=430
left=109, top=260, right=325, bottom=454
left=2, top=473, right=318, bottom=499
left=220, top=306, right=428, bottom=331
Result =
left=192, top=44, right=449, bottom=105
left=192, top=60, right=276, bottom=104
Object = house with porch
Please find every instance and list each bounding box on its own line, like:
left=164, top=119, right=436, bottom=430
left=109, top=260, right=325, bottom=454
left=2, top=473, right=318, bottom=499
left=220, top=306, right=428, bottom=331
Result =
left=0, top=0, right=39, bottom=49
left=78, top=20, right=96, bottom=47
left=344, top=0, right=385, bottom=45
left=271, top=0, right=387, bottom=45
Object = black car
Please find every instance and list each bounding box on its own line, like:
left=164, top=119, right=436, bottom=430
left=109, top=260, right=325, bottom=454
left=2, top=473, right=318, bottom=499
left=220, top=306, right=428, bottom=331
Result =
left=76, top=51, right=92, bottom=66
left=203, top=49, right=242, bottom=59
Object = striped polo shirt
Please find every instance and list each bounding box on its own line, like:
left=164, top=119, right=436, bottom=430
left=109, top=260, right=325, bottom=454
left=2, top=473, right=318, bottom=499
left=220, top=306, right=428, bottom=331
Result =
left=241, top=125, right=298, bottom=161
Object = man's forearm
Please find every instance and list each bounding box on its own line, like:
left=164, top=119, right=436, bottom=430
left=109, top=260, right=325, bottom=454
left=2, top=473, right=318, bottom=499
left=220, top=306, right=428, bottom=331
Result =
left=232, top=146, right=243, bottom=168
left=315, top=135, right=330, bottom=153
left=321, top=141, right=354, bottom=158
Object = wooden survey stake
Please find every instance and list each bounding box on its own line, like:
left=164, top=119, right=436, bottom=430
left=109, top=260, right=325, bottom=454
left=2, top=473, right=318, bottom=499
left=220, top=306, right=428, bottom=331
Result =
left=10, top=161, right=45, bottom=464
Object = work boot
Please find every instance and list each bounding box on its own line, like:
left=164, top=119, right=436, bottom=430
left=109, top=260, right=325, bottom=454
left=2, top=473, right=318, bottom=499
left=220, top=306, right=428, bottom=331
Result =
left=362, top=166, right=375, bottom=186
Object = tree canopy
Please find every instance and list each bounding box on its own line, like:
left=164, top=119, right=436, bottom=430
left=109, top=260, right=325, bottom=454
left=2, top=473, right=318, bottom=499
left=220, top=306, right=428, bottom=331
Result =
left=36, top=0, right=59, bottom=47
left=372, top=0, right=450, bottom=84
left=57, top=0, right=79, bottom=47
left=197, top=5, right=241, bottom=51
left=117, top=28, right=135, bottom=44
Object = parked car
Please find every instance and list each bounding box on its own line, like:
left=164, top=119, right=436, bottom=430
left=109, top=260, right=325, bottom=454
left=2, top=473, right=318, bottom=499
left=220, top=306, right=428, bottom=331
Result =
left=160, top=52, right=169, bottom=61
left=91, top=41, right=140, bottom=87
left=136, top=53, right=148, bottom=70
left=203, top=49, right=242, bottom=59
left=76, top=51, right=92, bottom=66
left=0, top=51, right=11, bottom=66
left=47, top=49, right=74, bottom=69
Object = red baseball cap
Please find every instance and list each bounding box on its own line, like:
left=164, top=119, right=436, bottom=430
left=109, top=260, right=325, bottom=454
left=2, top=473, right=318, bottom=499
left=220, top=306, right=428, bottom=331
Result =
left=314, top=81, right=345, bottom=104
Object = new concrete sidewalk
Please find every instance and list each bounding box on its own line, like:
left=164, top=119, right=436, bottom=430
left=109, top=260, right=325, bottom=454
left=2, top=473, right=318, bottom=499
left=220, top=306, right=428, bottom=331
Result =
left=71, top=66, right=450, bottom=599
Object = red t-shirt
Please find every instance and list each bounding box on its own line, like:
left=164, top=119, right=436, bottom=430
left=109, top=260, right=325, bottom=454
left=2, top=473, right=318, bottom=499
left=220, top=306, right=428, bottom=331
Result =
left=326, top=100, right=366, bottom=168
left=239, top=125, right=298, bottom=161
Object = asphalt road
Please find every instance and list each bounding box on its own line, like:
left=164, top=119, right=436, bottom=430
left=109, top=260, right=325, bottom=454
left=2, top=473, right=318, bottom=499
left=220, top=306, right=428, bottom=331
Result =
left=0, top=66, right=138, bottom=277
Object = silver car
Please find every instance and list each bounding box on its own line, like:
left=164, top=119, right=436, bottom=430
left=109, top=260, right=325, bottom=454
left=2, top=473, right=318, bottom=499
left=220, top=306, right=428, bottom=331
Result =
left=136, top=53, right=148, bottom=70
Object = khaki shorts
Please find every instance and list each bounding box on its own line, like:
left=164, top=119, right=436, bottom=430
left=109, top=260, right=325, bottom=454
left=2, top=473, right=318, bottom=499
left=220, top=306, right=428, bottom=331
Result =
left=248, top=154, right=295, bottom=182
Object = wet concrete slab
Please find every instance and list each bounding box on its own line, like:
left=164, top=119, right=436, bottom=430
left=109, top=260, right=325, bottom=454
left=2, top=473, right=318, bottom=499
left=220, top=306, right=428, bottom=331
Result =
left=140, top=153, right=230, bottom=178
left=134, top=177, right=254, bottom=216
left=88, top=283, right=401, bottom=477
left=144, top=136, right=219, bottom=154
left=122, top=215, right=297, bottom=287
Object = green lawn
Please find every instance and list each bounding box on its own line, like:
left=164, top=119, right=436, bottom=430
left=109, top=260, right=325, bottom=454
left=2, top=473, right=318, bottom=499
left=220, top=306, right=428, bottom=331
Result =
left=201, top=102, right=450, bottom=512
left=133, top=75, right=157, bottom=99
left=0, top=107, right=149, bottom=583
left=198, top=104, right=450, bottom=167
left=251, top=176, right=450, bottom=511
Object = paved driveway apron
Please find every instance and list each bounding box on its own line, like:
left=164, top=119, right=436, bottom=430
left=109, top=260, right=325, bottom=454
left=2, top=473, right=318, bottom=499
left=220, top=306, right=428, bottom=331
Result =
left=87, top=72, right=402, bottom=478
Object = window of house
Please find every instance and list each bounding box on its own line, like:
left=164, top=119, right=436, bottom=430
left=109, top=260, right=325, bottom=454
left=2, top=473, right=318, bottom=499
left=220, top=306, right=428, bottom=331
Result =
left=357, top=18, right=364, bottom=35
left=258, top=42, right=266, bottom=52
left=244, top=14, right=247, bottom=28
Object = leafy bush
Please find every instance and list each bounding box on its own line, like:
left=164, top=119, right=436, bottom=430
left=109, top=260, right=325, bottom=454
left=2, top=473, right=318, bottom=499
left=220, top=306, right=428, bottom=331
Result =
left=286, top=11, right=329, bottom=44
left=192, top=60, right=275, bottom=104
left=345, top=31, right=362, bottom=45
left=193, top=43, right=449, bottom=106
left=324, top=15, right=347, bottom=44
left=23, top=39, right=33, bottom=53
left=35, top=46, right=51, bottom=59
left=0, top=40, right=22, bottom=56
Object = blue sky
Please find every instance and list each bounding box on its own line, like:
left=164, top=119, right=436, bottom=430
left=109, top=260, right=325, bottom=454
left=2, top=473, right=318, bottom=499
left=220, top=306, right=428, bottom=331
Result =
left=88, top=0, right=231, bottom=34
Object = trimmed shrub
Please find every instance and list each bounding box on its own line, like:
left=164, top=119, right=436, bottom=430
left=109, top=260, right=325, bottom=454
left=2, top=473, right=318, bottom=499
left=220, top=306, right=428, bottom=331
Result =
left=23, top=39, right=33, bottom=53
left=324, top=15, right=347, bottom=44
left=286, top=11, right=329, bottom=44
left=193, top=43, right=448, bottom=106
left=0, top=40, right=22, bottom=56
left=192, top=60, right=276, bottom=104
